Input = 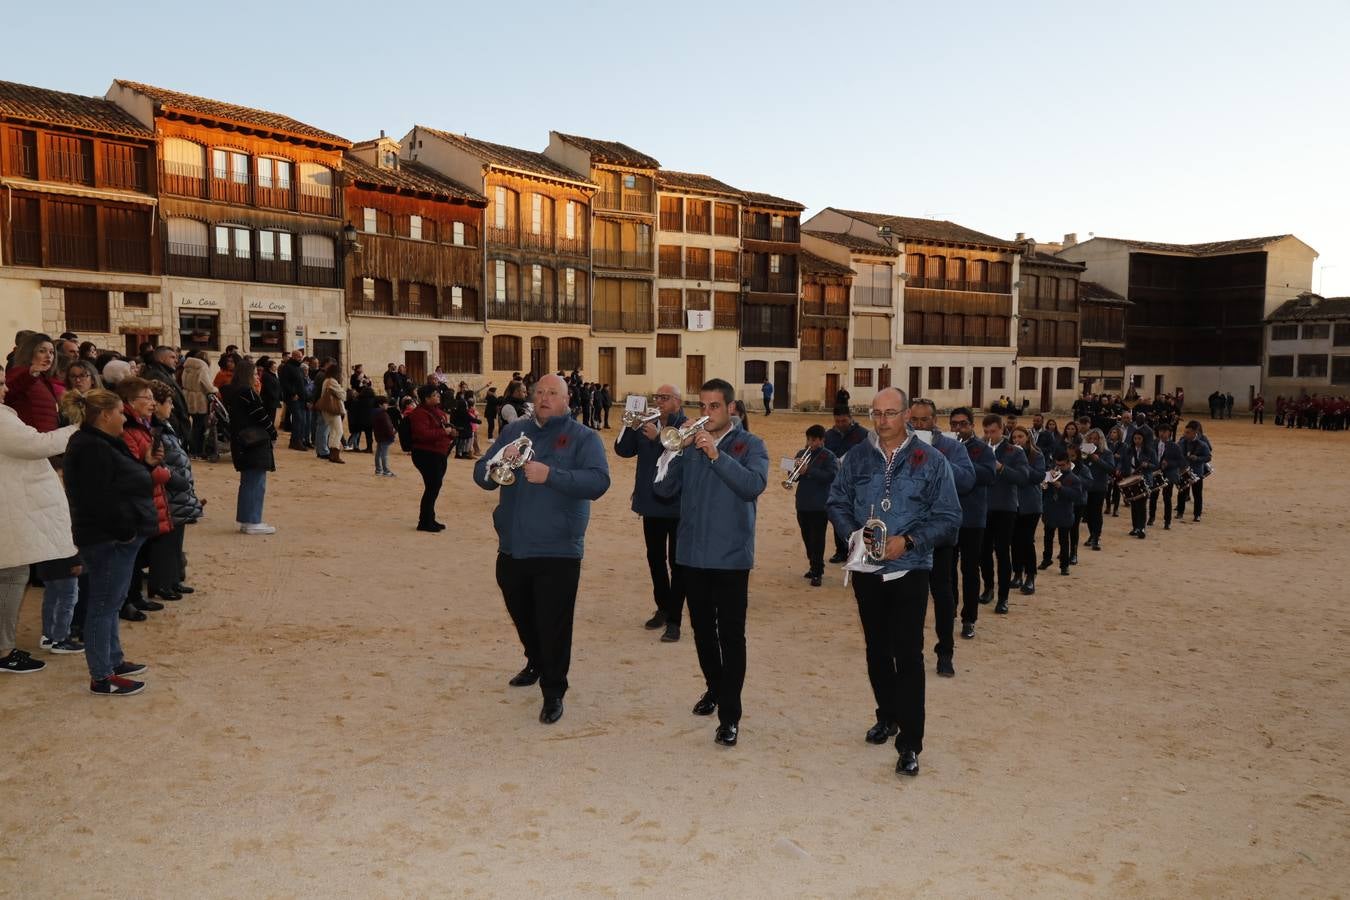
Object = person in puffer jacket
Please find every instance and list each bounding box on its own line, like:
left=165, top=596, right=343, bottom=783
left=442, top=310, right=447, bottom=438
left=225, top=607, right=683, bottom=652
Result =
left=149, top=381, right=201, bottom=602
left=111, top=378, right=175, bottom=620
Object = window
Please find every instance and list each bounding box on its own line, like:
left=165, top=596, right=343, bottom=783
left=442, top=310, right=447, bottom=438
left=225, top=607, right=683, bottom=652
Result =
left=558, top=337, right=583, bottom=371
left=745, top=360, right=768, bottom=383
left=212, top=149, right=248, bottom=183
left=713, top=291, right=737, bottom=328
left=493, top=335, right=521, bottom=371
left=1019, top=366, right=1037, bottom=390
left=928, top=366, right=944, bottom=390
left=623, top=174, right=637, bottom=190
left=769, top=254, right=781, bottom=274
left=215, top=224, right=250, bottom=258
left=1297, top=354, right=1328, bottom=378
left=494, top=260, right=508, bottom=301
left=494, top=187, right=507, bottom=229
left=1271, top=323, right=1298, bottom=340
left=948, top=367, right=963, bottom=390
left=687, top=199, right=711, bottom=233
left=1299, top=323, right=1330, bottom=340
left=1267, top=355, right=1294, bottom=377
left=565, top=201, right=577, bottom=239
left=658, top=289, right=683, bottom=328
left=686, top=247, right=710, bottom=280
left=878, top=366, right=891, bottom=389
left=256, top=157, right=291, bottom=189
left=258, top=230, right=292, bottom=261
left=659, top=195, right=683, bottom=231
left=249, top=316, right=285, bottom=353
left=714, top=202, right=737, bottom=237
left=124, top=291, right=149, bottom=309
left=1056, top=367, right=1074, bottom=389
left=990, top=367, right=1005, bottom=390
left=179, top=311, right=219, bottom=351
left=531, top=194, right=543, bottom=234
left=300, top=234, right=335, bottom=270
left=440, top=338, right=481, bottom=374
left=363, top=207, right=377, bottom=233
left=64, top=288, right=109, bottom=333
left=625, top=347, right=646, bottom=375
left=686, top=289, right=711, bottom=311
left=854, top=368, right=873, bottom=387
left=659, top=244, right=682, bottom=277
left=1333, top=356, right=1350, bottom=384
left=452, top=221, right=466, bottom=246
left=771, top=214, right=783, bottom=230
left=657, top=334, right=681, bottom=358
left=450, top=285, right=465, bottom=313
left=409, top=215, right=423, bottom=240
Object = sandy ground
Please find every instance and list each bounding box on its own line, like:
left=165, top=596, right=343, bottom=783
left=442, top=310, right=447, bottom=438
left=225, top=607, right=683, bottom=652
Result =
left=2, top=413, right=1348, bottom=898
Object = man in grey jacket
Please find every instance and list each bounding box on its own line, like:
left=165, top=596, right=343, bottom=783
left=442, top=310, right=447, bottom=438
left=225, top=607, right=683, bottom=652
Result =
left=653, top=378, right=769, bottom=748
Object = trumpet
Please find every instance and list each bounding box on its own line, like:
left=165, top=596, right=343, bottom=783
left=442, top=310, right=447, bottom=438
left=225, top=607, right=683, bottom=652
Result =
left=622, top=409, right=661, bottom=430
left=862, top=505, right=888, bottom=563
left=782, top=448, right=813, bottom=489
left=487, top=436, right=534, bottom=486
left=660, top=416, right=709, bottom=453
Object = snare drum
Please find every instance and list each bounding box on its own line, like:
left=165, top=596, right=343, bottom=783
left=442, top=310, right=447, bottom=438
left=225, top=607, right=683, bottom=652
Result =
left=1118, top=474, right=1149, bottom=504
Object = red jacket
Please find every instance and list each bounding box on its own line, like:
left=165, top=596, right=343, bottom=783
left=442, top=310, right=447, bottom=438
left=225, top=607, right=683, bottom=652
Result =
left=408, top=404, right=451, bottom=455
left=4, top=365, right=63, bottom=433
left=119, top=409, right=173, bottom=536
left=372, top=408, right=396, bottom=444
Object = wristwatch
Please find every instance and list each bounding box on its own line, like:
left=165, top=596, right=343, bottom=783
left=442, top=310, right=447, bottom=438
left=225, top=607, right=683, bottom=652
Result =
left=902, top=535, right=915, bottom=553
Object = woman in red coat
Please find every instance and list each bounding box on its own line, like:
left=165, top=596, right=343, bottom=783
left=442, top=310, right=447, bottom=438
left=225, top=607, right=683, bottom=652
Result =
left=407, top=385, right=454, bottom=532
left=5, top=332, right=63, bottom=434
left=111, top=378, right=174, bottom=621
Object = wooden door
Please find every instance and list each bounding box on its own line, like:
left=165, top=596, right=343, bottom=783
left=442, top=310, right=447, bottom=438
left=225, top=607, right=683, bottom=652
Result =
left=972, top=366, right=984, bottom=409
left=314, top=339, right=342, bottom=370
left=877, top=365, right=891, bottom=391
left=1040, top=367, right=1053, bottom=412
left=824, top=372, right=839, bottom=407
left=403, top=350, right=427, bottom=385
left=598, top=346, right=616, bottom=390
left=908, top=366, right=921, bottom=405
left=125, top=332, right=159, bottom=357
left=773, top=360, right=790, bottom=409
left=1154, top=374, right=1165, bottom=398
left=530, top=336, right=549, bottom=378
left=686, top=354, right=705, bottom=395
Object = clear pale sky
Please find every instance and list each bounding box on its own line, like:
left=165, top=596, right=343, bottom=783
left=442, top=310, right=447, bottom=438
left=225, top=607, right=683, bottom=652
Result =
left=5, top=0, right=1347, bottom=294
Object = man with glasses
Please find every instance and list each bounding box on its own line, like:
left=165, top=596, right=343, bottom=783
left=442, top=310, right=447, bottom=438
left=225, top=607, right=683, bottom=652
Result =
left=828, top=389, right=961, bottom=777
left=141, top=346, right=191, bottom=441
left=948, top=407, right=996, bottom=639
left=980, top=415, right=1031, bottom=614
left=824, top=406, right=870, bottom=563
left=654, top=378, right=768, bottom=748
left=615, top=384, right=686, bottom=641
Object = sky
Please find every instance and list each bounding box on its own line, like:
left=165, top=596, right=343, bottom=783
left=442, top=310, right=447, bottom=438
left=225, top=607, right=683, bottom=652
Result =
left=5, top=0, right=1348, bottom=294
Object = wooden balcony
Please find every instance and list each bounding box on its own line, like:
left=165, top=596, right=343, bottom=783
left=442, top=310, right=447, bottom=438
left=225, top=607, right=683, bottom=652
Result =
left=593, top=308, right=653, bottom=332
left=158, top=162, right=336, bottom=216
left=46, top=150, right=94, bottom=187
left=164, top=242, right=338, bottom=287
left=593, top=248, right=652, bottom=270
left=487, top=225, right=518, bottom=247
left=48, top=233, right=98, bottom=269
left=743, top=222, right=800, bottom=243
left=853, top=338, right=891, bottom=359
left=596, top=191, right=654, bottom=214
left=10, top=228, right=41, bottom=266
left=686, top=215, right=710, bottom=234
left=521, top=230, right=554, bottom=251
left=686, top=261, right=711, bottom=281
left=659, top=211, right=682, bottom=231
left=658, top=306, right=683, bottom=329
left=714, top=263, right=738, bottom=282
left=658, top=258, right=683, bottom=278
left=748, top=273, right=797, bottom=294
left=908, top=276, right=1011, bottom=293
left=105, top=237, right=152, bottom=274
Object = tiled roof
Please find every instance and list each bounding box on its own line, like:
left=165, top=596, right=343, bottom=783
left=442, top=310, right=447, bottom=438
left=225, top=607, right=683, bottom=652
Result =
left=418, top=127, right=593, bottom=185
left=1079, top=281, right=1130, bottom=303
left=800, top=250, right=855, bottom=278
left=803, top=229, right=899, bottom=257
left=655, top=170, right=743, bottom=198
left=343, top=155, right=485, bottom=204
left=1102, top=235, right=1293, bottom=255
left=1023, top=250, right=1085, bottom=270
left=0, top=79, right=151, bottom=138
left=830, top=208, right=1016, bottom=250
left=1266, top=293, right=1350, bottom=322
left=743, top=190, right=805, bottom=211
left=113, top=80, right=348, bottom=145
left=553, top=132, right=659, bottom=169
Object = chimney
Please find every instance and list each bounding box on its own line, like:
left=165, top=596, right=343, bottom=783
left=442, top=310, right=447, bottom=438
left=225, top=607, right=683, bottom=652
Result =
left=380, top=129, right=385, bottom=138
left=1063, top=232, right=1078, bottom=248
left=1015, top=232, right=1025, bottom=241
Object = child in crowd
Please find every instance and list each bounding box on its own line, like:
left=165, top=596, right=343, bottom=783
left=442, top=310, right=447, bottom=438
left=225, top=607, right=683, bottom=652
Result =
left=372, top=396, right=397, bottom=477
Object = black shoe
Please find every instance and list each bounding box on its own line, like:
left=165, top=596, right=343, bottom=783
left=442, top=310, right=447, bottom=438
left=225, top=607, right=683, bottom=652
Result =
left=119, top=605, right=146, bottom=622
left=1069, top=555, right=1078, bottom=566
left=1111, top=509, right=1119, bottom=517
left=1193, top=516, right=1201, bottom=523
left=802, top=570, right=814, bottom=580
left=714, top=723, right=739, bottom=747
left=508, top=666, right=539, bottom=687
left=1060, top=566, right=1070, bottom=576
left=1091, top=541, right=1102, bottom=551
left=865, top=721, right=899, bottom=744
left=644, top=610, right=666, bottom=630
left=416, top=523, right=440, bottom=533
left=431, top=522, right=447, bottom=531
left=661, top=624, right=680, bottom=643
left=1164, top=523, right=1171, bottom=530
left=961, top=622, right=975, bottom=640
left=1009, top=575, right=1024, bottom=590
left=1020, top=578, right=1036, bottom=595
left=978, top=587, right=994, bottom=605
left=1128, top=528, right=1139, bottom=536
left=994, top=598, right=1009, bottom=614
left=113, top=661, right=147, bottom=677
left=828, top=552, right=847, bottom=564
left=692, top=691, right=717, bottom=716
left=810, top=575, right=822, bottom=587
left=151, top=590, right=182, bottom=602
left=896, top=749, right=920, bottom=777
left=0, top=649, right=45, bottom=674
left=173, top=584, right=196, bottom=594
left=1038, top=558, right=1053, bottom=571
left=1147, top=518, right=1155, bottom=526
left=1137, top=530, right=1147, bottom=539
left=539, top=698, right=564, bottom=724
left=131, top=597, right=164, bottom=612
left=936, top=657, right=955, bottom=678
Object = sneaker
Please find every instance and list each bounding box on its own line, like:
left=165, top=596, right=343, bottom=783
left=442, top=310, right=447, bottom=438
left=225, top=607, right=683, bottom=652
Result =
left=89, top=675, right=144, bottom=696
left=961, top=622, right=976, bottom=639
left=0, top=649, right=45, bottom=673
left=40, top=635, right=53, bottom=650
left=241, top=523, right=277, bottom=535
left=49, top=638, right=85, bottom=654
left=113, top=661, right=148, bottom=677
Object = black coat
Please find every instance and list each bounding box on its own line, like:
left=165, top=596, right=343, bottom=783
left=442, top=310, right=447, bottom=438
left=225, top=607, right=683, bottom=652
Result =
left=260, top=370, right=282, bottom=413
left=225, top=387, right=277, bottom=473
left=63, top=425, right=160, bottom=546
left=278, top=359, right=307, bottom=402
left=141, top=360, right=191, bottom=439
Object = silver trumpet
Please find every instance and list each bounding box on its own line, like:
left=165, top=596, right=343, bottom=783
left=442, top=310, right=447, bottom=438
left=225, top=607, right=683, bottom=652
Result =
left=862, top=504, right=888, bottom=563
left=660, top=416, right=709, bottom=453
left=487, top=436, right=534, bottom=486
left=622, top=409, right=661, bottom=430
left=782, top=448, right=813, bottom=489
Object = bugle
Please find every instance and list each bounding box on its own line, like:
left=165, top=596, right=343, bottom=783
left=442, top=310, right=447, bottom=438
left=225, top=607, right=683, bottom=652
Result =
left=782, top=448, right=813, bottom=489
left=659, top=416, right=709, bottom=452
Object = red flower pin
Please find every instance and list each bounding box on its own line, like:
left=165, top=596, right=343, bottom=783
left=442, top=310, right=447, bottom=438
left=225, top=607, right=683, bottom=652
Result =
left=555, top=434, right=570, bottom=450
left=911, top=448, right=926, bottom=466
left=968, top=444, right=982, bottom=458
left=731, top=441, right=746, bottom=455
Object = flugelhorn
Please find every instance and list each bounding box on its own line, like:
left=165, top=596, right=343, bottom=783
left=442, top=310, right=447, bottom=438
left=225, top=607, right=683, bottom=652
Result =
left=622, top=409, right=661, bottom=430
left=660, top=416, right=709, bottom=452
left=782, top=448, right=813, bottom=489
left=487, top=435, right=534, bottom=485
left=862, top=505, right=888, bottom=563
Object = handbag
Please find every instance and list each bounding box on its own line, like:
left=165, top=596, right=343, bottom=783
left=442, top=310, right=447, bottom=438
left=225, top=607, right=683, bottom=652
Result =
left=237, top=424, right=270, bottom=450
left=317, top=388, right=342, bottom=416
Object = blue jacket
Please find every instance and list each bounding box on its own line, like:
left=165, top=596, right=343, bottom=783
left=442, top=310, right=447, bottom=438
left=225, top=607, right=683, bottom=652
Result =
left=1082, top=446, right=1116, bottom=494
left=1034, top=428, right=1058, bottom=458
left=792, top=446, right=839, bottom=513
left=824, top=421, right=869, bottom=458
left=473, top=414, right=610, bottom=559
left=1017, top=446, right=1046, bottom=516
left=987, top=440, right=1031, bottom=513
left=1156, top=439, right=1187, bottom=484
left=652, top=425, right=768, bottom=570
left=1180, top=436, right=1211, bottom=469
left=1118, top=444, right=1155, bottom=485
left=826, top=434, right=962, bottom=575
left=930, top=432, right=974, bottom=546
left=614, top=410, right=686, bottom=519
left=957, top=436, right=997, bottom=529
left=1041, top=466, right=1086, bottom=528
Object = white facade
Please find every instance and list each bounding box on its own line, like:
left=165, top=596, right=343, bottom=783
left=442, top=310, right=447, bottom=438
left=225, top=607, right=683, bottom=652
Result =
left=166, top=278, right=346, bottom=362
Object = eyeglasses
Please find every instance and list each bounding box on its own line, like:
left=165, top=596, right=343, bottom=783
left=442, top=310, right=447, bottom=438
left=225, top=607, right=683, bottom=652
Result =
left=652, top=394, right=674, bottom=401
left=950, top=419, right=971, bottom=427
left=869, top=410, right=904, bottom=420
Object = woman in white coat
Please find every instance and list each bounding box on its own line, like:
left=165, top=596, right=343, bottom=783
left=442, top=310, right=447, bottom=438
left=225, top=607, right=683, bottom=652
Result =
left=0, top=379, right=78, bottom=674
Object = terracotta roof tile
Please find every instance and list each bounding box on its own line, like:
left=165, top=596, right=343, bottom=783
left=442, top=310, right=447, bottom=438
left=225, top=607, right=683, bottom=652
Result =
left=802, top=229, right=899, bottom=257
left=343, top=155, right=485, bottom=204
left=553, top=132, right=659, bottom=169
left=742, top=190, right=805, bottom=211
left=1266, top=293, right=1350, bottom=322
left=1079, top=281, right=1130, bottom=303
left=114, top=80, right=348, bottom=145
left=800, top=250, right=855, bottom=278
left=1102, top=235, right=1293, bottom=255
left=655, top=170, right=743, bottom=198
left=830, top=208, right=1015, bottom=250
left=1023, top=250, right=1086, bottom=270
left=418, top=127, right=594, bottom=185
left=0, top=79, right=151, bottom=138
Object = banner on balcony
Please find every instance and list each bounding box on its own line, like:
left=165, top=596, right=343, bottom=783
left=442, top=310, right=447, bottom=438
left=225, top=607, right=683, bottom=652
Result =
left=687, top=310, right=712, bottom=332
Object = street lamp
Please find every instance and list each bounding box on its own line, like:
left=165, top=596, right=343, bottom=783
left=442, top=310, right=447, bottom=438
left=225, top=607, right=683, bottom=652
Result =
left=1012, top=315, right=1032, bottom=411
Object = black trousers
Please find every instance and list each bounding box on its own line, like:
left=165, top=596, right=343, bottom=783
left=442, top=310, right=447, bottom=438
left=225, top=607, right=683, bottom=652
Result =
left=796, top=510, right=828, bottom=576
left=1012, top=513, right=1039, bottom=580
left=852, top=569, right=930, bottom=755
left=1253, top=410, right=1264, bottom=424
left=148, top=522, right=185, bottom=594
left=1130, top=493, right=1148, bottom=531
left=832, top=522, right=849, bottom=560
left=496, top=554, right=581, bottom=700
left=1177, top=478, right=1204, bottom=517
left=1085, top=491, right=1106, bottom=541
left=1108, top=480, right=1121, bottom=514
left=949, top=526, right=984, bottom=624
left=1160, top=484, right=1174, bottom=526
left=411, top=449, right=447, bottom=526
left=930, top=543, right=957, bottom=659
left=642, top=516, right=684, bottom=627
left=683, top=567, right=749, bottom=726
left=980, top=510, right=1017, bottom=600
left=1071, top=505, right=1085, bottom=556
left=1052, top=526, right=1072, bottom=566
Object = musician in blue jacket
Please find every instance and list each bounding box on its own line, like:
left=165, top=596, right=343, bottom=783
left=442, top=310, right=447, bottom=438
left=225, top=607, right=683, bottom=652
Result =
left=1152, top=422, right=1187, bottom=530
left=473, top=374, right=611, bottom=726
left=614, top=384, right=686, bottom=640
left=824, top=407, right=870, bottom=562
left=979, top=415, right=1031, bottom=615
left=1009, top=426, right=1045, bottom=596
left=1081, top=428, right=1116, bottom=551
left=1176, top=420, right=1211, bottom=522
left=949, top=407, right=995, bottom=639
left=653, top=378, right=768, bottom=749
left=1118, top=426, right=1155, bottom=539
left=827, top=389, right=961, bottom=777
left=790, top=425, right=839, bottom=587
left=1041, top=449, right=1086, bottom=575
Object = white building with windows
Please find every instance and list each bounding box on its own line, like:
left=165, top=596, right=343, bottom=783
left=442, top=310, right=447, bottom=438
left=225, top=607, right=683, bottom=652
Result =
left=1262, top=293, right=1350, bottom=397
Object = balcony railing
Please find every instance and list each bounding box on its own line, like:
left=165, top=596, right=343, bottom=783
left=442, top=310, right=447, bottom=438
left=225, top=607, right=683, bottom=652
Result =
left=210, top=170, right=252, bottom=205
left=101, top=158, right=148, bottom=192
left=593, top=309, right=653, bottom=332
left=686, top=261, right=711, bottom=281
left=158, top=162, right=336, bottom=215
left=297, top=186, right=336, bottom=217
left=352, top=295, right=393, bottom=316
left=853, top=286, right=893, bottom=308
left=48, top=233, right=98, bottom=269
left=298, top=259, right=339, bottom=287
left=657, top=306, right=683, bottom=329
left=748, top=273, right=797, bottom=294
left=596, top=191, right=654, bottom=214
left=714, top=308, right=737, bottom=330
left=593, top=248, right=652, bottom=270
left=908, top=276, right=1011, bottom=293
left=686, top=216, right=710, bottom=234
left=161, top=162, right=205, bottom=198
left=46, top=150, right=94, bottom=186
left=488, top=297, right=521, bottom=320
left=521, top=230, right=554, bottom=251
left=826, top=302, right=849, bottom=317
left=741, top=328, right=796, bottom=349
left=164, top=242, right=337, bottom=286
left=557, top=235, right=586, bottom=256
left=714, top=217, right=738, bottom=238
left=853, top=338, right=891, bottom=358
left=744, top=222, right=800, bottom=243
left=11, top=228, right=41, bottom=266
left=105, top=237, right=152, bottom=274
left=658, top=258, right=683, bottom=277
left=659, top=211, right=683, bottom=231
left=714, top=263, right=738, bottom=282
left=557, top=303, right=588, bottom=325
left=487, top=225, right=518, bottom=247
left=12, top=145, right=37, bottom=179
left=522, top=299, right=556, bottom=322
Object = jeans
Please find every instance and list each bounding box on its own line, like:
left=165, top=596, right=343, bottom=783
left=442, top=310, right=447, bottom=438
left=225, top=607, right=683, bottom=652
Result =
left=412, top=449, right=447, bottom=525
left=41, top=576, right=79, bottom=643
left=684, top=567, right=750, bottom=726
left=287, top=400, right=309, bottom=445
left=375, top=441, right=393, bottom=474
left=314, top=413, right=330, bottom=457
left=236, top=469, right=267, bottom=524
left=81, top=538, right=145, bottom=680
left=852, top=568, right=930, bottom=754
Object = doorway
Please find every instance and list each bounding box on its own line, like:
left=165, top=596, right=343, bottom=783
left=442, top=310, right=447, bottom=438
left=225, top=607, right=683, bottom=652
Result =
left=404, top=350, right=427, bottom=385
left=877, top=365, right=891, bottom=391
left=773, top=360, right=791, bottom=409
left=972, top=366, right=984, bottom=409
left=1040, top=366, right=1053, bottom=412
left=530, top=336, right=549, bottom=379
left=598, top=347, right=616, bottom=392
left=908, top=367, right=921, bottom=406
left=313, top=339, right=342, bottom=370
left=125, top=332, right=159, bottom=358
left=686, top=354, right=705, bottom=396
left=824, top=372, right=839, bottom=408
left=1154, top=374, right=1165, bottom=398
